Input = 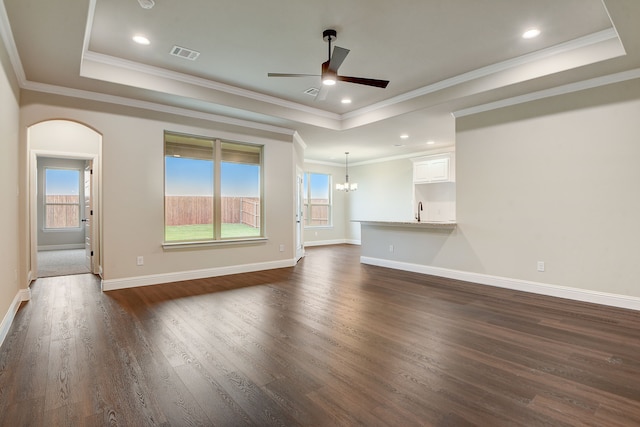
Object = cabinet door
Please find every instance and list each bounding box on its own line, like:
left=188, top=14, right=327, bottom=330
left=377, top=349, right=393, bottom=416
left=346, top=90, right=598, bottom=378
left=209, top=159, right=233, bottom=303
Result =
left=414, top=157, right=450, bottom=183
left=414, top=162, right=432, bottom=182
left=426, top=157, right=449, bottom=182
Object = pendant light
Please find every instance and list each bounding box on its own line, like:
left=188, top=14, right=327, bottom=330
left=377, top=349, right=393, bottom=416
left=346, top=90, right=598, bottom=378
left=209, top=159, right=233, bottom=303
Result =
left=336, top=152, right=358, bottom=192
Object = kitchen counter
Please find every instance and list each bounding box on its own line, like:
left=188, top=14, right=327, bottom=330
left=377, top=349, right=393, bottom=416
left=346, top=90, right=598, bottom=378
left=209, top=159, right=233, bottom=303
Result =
left=355, top=220, right=456, bottom=230
left=355, top=220, right=456, bottom=267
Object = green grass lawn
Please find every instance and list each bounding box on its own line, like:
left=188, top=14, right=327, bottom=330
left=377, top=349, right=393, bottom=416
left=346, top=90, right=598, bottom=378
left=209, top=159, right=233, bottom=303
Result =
left=165, top=223, right=261, bottom=241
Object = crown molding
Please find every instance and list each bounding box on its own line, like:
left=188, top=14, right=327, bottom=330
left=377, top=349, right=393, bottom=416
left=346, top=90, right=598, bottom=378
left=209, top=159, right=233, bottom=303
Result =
left=343, top=29, right=620, bottom=121
left=293, top=131, right=307, bottom=150
left=22, top=80, right=297, bottom=136
left=303, top=159, right=343, bottom=167
left=81, top=28, right=620, bottom=129
left=79, top=0, right=622, bottom=130
left=82, top=51, right=341, bottom=122
left=0, top=0, right=26, bottom=86
left=352, top=147, right=456, bottom=167
left=82, top=0, right=336, bottom=123
left=4, top=0, right=630, bottom=143
left=305, top=146, right=455, bottom=167
left=453, top=67, right=640, bottom=118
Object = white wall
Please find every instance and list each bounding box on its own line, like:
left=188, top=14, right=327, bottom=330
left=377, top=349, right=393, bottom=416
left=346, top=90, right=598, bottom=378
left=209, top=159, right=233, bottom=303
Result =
left=0, top=34, right=24, bottom=345
left=455, top=80, right=640, bottom=298
left=361, top=79, right=640, bottom=303
left=19, top=91, right=297, bottom=288
left=348, top=158, right=414, bottom=243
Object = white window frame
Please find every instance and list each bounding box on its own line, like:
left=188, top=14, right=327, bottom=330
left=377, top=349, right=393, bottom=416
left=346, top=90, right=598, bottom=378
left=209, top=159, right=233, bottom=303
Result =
left=303, top=172, right=333, bottom=228
left=43, top=167, right=82, bottom=230
left=163, top=131, right=265, bottom=248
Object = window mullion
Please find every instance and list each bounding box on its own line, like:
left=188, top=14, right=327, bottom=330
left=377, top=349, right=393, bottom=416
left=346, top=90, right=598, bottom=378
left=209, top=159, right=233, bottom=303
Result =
left=214, top=139, right=222, bottom=240
left=307, top=174, right=312, bottom=226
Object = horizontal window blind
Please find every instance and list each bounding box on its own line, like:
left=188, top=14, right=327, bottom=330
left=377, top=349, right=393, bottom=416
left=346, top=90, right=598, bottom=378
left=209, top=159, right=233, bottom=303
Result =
left=221, top=142, right=261, bottom=164
left=165, top=132, right=213, bottom=160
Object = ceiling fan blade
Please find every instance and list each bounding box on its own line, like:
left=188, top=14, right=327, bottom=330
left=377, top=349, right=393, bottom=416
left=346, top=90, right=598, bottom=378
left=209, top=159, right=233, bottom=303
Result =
left=328, top=46, right=350, bottom=72
left=267, top=73, right=320, bottom=77
left=315, top=84, right=330, bottom=101
left=337, top=75, right=389, bottom=88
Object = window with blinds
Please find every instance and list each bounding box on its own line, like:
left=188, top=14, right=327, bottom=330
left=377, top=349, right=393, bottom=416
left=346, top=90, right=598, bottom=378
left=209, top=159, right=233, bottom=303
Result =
left=164, top=131, right=263, bottom=242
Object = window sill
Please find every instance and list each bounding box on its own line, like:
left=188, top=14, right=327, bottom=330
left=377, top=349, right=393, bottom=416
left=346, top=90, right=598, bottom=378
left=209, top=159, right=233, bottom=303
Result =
left=43, top=227, right=83, bottom=232
left=162, top=237, right=268, bottom=250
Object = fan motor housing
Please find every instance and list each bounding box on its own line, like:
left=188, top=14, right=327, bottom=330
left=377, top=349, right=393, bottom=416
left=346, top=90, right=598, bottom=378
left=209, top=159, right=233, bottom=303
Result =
left=323, top=29, right=337, bottom=43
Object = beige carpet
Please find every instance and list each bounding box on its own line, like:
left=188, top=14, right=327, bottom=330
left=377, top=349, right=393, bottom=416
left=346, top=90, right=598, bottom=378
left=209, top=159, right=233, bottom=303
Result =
left=37, top=249, right=91, bottom=277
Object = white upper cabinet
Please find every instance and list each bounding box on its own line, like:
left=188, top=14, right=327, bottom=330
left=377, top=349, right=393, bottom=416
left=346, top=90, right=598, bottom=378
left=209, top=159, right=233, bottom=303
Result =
left=412, top=152, right=455, bottom=183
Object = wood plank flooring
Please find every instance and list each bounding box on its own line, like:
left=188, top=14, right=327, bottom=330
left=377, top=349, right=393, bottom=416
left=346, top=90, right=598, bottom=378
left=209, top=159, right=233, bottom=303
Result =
left=1, top=244, right=640, bottom=426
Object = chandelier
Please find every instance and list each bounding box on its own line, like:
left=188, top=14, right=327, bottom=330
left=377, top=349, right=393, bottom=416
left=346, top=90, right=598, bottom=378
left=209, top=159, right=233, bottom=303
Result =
left=336, top=152, right=358, bottom=192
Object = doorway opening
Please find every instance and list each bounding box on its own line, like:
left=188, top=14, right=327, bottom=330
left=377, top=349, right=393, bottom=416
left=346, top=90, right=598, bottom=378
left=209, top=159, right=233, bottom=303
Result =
left=36, top=157, right=92, bottom=277
left=296, top=166, right=305, bottom=262
left=28, top=120, right=102, bottom=281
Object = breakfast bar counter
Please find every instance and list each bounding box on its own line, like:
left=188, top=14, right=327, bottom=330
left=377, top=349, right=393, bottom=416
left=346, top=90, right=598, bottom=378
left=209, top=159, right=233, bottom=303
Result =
left=355, top=220, right=456, bottom=230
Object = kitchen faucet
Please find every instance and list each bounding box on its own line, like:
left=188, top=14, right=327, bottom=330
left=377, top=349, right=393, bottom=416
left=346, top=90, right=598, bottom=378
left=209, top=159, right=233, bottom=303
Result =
left=416, top=201, right=423, bottom=222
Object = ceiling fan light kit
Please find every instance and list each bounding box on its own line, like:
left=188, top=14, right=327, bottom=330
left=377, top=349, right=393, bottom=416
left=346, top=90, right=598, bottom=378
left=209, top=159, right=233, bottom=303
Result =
left=321, top=65, right=337, bottom=86
left=268, top=29, right=389, bottom=99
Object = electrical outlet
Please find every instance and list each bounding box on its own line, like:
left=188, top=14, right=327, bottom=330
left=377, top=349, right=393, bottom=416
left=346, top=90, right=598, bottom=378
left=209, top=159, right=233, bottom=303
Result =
left=137, top=256, right=144, bottom=266
left=279, top=244, right=285, bottom=252
left=389, top=244, right=394, bottom=253
left=537, top=261, right=545, bottom=272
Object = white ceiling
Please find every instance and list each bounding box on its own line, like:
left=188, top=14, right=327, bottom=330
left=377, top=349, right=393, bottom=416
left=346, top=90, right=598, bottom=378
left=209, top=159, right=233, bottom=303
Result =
left=2, top=0, right=640, bottom=163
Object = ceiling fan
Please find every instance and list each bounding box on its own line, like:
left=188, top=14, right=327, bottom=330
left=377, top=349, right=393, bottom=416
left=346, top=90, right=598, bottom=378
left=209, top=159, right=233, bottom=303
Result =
left=268, top=29, right=390, bottom=100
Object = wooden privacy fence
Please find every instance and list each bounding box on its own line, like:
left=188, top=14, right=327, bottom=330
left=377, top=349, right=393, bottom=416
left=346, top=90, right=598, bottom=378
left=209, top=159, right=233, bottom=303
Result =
left=309, top=205, right=329, bottom=226
left=239, top=198, right=260, bottom=228
left=165, top=196, right=260, bottom=227
left=45, top=195, right=80, bottom=228
left=305, top=198, right=330, bottom=225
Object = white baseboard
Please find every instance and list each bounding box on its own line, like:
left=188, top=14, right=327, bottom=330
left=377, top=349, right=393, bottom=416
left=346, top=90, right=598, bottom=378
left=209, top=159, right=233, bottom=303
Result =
left=361, top=256, right=640, bottom=312
left=304, top=239, right=347, bottom=247
left=0, top=288, right=31, bottom=348
left=304, top=239, right=361, bottom=247
left=101, top=258, right=296, bottom=291
left=38, top=244, right=85, bottom=251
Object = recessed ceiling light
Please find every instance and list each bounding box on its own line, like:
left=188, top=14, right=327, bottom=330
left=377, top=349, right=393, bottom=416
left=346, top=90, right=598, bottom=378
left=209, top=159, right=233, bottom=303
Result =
left=341, top=98, right=352, bottom=104
left=133, top=35, right=150, bottom=45
left=426, top=140, right=435, bottom=145
left=522, top=28, right=541, bottom=39
left=400, top=134, right=409, bottom=139
left=393, top=143, right=404, bottom=147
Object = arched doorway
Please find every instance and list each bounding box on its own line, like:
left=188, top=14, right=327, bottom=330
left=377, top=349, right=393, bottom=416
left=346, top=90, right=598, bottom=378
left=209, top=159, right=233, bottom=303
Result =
left=27, top=120, right=102, bottom=279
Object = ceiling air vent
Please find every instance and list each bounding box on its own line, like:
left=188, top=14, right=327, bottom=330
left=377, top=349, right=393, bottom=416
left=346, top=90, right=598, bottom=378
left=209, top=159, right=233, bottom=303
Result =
left=304, top=87, right=320, bottom=96
left=170, top=46, right=200, bottom=61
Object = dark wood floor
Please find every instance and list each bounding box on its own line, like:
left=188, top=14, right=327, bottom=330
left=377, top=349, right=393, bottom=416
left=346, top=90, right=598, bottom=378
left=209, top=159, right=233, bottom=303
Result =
left=1, top=245, right=640, bottom=426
